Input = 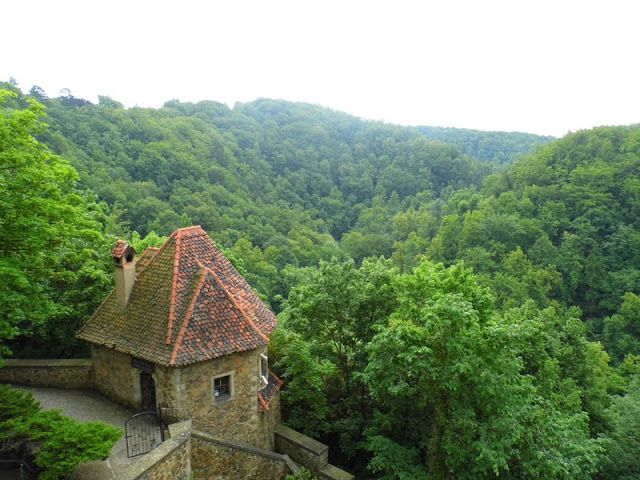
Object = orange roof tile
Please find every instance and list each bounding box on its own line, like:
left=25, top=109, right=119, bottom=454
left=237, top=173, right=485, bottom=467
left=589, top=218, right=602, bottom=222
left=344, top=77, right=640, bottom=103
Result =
left=111, top=240, right=129, bottom=259
left=76, top=226, right=277, bottom=366
left=258, top=371, right=283, bottom=412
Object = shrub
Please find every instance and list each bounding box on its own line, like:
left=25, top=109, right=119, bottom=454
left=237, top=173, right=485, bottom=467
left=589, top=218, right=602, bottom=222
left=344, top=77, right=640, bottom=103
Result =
left=0, top=385, right=121, bottom=479
left=285, top=468, right=316, bottom=480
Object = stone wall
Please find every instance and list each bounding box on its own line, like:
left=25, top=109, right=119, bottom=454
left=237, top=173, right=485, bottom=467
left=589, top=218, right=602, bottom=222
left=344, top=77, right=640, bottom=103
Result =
left=173, top=347, right=277, bottom=449
left=190, top=431, right=292, bottom=480
left=3, top=346, right=281, bottom=452
left=318, top=464, right=355, bottom=480
left=92, top=346, right=140, bottom=409
left=275, top=425, right=353, bottom=480
left=259, top=393, right=281, bottom=450
left=115, top=421, right=192, bottom=480
left=106, top=425, right=294, bottom=480
left=155, top=363, right=178, bottom=412
left=275, top=424, right=328, bottom=473
left=92, top=346, right=182, bottom=413
left=0, top=359, right=93, bottom=389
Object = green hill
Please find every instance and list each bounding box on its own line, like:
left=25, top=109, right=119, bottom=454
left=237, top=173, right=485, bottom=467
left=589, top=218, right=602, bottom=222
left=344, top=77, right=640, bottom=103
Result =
left=418, top=125, right=554, bottom=164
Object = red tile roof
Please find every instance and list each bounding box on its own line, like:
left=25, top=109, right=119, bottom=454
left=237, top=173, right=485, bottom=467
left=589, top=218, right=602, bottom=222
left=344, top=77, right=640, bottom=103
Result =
left=111, top=239, right=129, bottom=259
left=77, top=226, right=277, bottom=366
left=258, top=371, right=283, bottom=412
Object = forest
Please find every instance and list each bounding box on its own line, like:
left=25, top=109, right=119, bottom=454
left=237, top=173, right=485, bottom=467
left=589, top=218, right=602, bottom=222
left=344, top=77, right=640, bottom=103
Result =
left=1, top=80, right=639, bottom=479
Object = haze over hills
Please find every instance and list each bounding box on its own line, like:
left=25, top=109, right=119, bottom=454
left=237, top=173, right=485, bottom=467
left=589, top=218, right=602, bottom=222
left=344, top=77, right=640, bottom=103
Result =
left=417, top=125, right=554, bottom=164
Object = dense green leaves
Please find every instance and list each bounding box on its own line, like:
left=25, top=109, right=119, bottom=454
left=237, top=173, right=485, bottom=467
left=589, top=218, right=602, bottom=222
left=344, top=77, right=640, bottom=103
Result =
left=279, top=258, right=398, bottom=466
left=364, top=263, right=603, bottom=479
left=269, top=328, right=334, bottom=438
left=0, top=89, right=112, bottom=358
left=0, top=385, right=121, bottom=479
left=599, top=376, right=640, bottom=479
left=418, top=126, right=553, bottom=165
left=426, top=126, right=640, bottom=327
left=276, top=259, right=611, bottom=478
left=602, top=293, right=640, bottom=364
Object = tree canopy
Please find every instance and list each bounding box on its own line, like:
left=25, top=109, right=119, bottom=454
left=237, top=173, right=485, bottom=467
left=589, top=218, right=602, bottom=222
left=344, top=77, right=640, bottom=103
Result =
left=0, top=88, right=112, bottom=358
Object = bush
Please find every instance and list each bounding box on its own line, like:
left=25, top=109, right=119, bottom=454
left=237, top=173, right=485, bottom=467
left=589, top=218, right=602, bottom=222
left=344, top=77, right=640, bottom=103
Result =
left=285, top=467, right=316, bottom=480
left=0, top=385, right=121, bottom=479
left=0, top=384, right=40, bottom=421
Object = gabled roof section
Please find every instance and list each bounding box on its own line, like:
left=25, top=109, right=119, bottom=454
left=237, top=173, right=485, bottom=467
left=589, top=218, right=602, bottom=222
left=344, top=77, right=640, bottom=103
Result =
left=76, top=226, right=277, bottom=366
left=112, top=240, right=128, bottom=259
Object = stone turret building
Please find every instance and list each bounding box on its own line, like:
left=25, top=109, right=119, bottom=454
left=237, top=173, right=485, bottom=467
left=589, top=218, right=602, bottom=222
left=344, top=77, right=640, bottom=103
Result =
left=76, top=226, right=282, bottom=449
left=0, top=225, right=353, bottom=478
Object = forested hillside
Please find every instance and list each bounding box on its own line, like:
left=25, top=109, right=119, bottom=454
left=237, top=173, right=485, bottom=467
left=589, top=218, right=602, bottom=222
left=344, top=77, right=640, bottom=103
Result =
left=418, top=125, right=554, bottom=164
left=2, top=83, right=639, bottom=479
left=43, top=95, right=496, bottom=241
left=34, top=92, right=548, bottom=299
left=430, top=126, right=640, bottom=329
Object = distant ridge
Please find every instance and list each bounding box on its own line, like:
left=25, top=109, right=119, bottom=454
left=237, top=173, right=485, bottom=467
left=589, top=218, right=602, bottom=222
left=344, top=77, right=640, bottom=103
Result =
left=418, top=125, right=554, bottom=164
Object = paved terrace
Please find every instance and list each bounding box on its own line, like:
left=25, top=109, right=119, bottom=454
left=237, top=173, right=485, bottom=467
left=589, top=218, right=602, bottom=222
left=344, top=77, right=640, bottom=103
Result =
left=11, top=385, right=142, bottom=472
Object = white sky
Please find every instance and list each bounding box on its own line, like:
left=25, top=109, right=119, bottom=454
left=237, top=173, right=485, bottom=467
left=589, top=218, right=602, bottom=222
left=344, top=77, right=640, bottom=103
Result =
left=2, top=0, right=639, bottom=136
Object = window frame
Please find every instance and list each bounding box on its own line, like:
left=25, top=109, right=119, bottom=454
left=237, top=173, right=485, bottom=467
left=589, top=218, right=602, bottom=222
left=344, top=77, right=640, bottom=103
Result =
left=212, top=371, right=234, bottom=403
left=259, top=353, right=269, bottom=387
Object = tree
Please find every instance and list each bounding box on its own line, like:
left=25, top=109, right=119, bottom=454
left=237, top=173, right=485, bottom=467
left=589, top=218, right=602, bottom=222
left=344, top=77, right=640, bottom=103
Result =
left=0, top=385, right=121, bottom=479
left=278, top=258, right=398, bottom=467
left=364, top=261, right=603, bottom=479
left=269, top=328, right=334, bottom=437
left=28, top=85, right=48, bottom=102
left=129, top=230, right=166, bottom=252
left=602, top=292, right=640, bottom=364
left=364, top=261, right=524, bottom=478
left=0, top=89, right=109, bottom=358
left=282, top=258, right=398, bottom=392
left=599, top=376, right=640, bottom=479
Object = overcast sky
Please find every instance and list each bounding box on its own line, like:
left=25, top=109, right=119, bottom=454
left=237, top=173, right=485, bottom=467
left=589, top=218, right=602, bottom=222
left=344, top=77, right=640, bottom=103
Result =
left=2, top=0, right=638, bottom=136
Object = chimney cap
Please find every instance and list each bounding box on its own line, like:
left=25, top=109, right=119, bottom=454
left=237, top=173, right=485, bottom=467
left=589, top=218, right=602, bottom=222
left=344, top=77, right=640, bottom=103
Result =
left=112, top=240, right=136, bottom=264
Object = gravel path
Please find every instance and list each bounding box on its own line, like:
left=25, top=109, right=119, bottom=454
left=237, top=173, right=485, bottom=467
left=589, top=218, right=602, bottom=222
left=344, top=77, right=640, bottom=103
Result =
left=11, top=386, right=142, bottom=471
left=13, top=385, right=134, bottom=427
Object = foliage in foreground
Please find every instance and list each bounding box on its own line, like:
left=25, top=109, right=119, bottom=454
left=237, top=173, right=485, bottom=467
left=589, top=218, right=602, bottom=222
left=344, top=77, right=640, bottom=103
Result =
left=284, top=467, right=316, bottom=480
left=0, top=88, right=113, bottom=359
left=365, top=263, right=605, bottom=479
left=0, top=385, right=121, bottom=479
left=274, top=259, right=619, bottom=479
left=598, top=361, right=640, bottom=480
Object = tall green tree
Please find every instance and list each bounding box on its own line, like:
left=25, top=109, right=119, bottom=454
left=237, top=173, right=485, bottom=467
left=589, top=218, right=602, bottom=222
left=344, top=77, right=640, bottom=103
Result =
left=279, top=258, right=398, bottom=467
left=602, top=292, right=640, bottom=364
left=599, top=362, right=640, bottom=480
left=0, top=89, right=110, bottom=358
left=364, top=261, right=603, bottom=479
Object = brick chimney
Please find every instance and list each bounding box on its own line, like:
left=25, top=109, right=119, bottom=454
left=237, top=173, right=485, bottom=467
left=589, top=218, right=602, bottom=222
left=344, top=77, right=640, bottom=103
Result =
left=112, top=240, right=136, bottom=308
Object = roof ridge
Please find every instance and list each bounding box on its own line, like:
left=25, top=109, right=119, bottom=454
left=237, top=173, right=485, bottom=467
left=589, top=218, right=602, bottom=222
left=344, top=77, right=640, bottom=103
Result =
left=77, top=226, right=277, bottom=366
left=203, top=265, right=269, bottom=343
left=166, top=230, right=183, bottom=345
left=172, top=225, right=203, bottom=236
left=169, top=267, right=208, bottom=366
